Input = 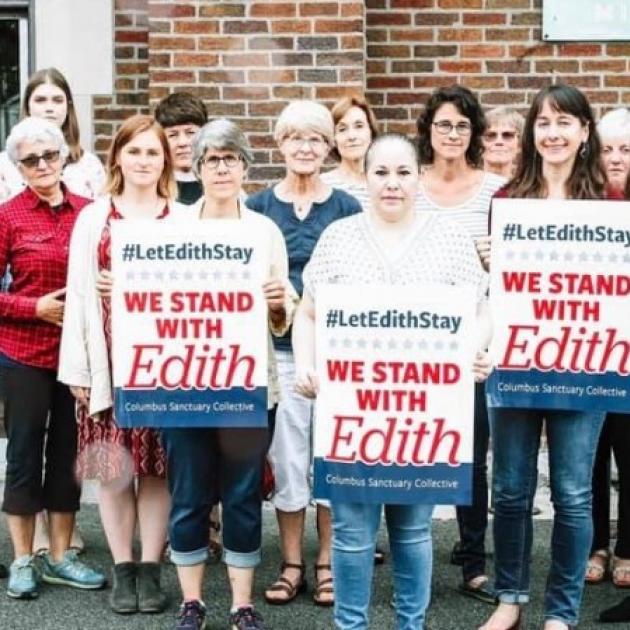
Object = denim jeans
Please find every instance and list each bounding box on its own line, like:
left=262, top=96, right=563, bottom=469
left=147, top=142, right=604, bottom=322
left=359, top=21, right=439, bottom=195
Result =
left=331, top=501, right=434, bottom=630
left=456, top=381, right=490, bottom=582
left=161, top=407, right=275, bottom=568
left=489, top=406, right=605, bottom=626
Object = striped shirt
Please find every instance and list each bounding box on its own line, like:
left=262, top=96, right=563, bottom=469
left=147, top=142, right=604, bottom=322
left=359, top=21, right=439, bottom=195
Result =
left=321, top=169, right=370, bottom=211
left=415, top=171, right=507, bottom=240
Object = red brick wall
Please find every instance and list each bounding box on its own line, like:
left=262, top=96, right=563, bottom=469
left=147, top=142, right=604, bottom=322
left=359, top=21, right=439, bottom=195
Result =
left=93, top=0, right=630, bottom=185
left=93, top=0, right=150, bottom=163
left=365, top=0, right=630, bottom=135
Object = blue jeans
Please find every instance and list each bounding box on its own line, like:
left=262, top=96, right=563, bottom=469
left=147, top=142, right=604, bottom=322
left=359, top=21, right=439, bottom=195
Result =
left=161, top=407, right=275, bottom=569
left=489, top=407, right=605, bottom=626
left=331, top=501, right=434, bottom=630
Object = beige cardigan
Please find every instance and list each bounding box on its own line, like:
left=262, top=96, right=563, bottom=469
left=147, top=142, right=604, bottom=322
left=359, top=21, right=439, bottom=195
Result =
left=58, top=195, right=296, bottom=418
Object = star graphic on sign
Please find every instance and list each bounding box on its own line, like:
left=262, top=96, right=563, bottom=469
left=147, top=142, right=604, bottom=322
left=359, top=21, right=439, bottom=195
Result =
left=242, top=270, right=251, bottom=281
left=434, top=340, right=444, bottom=350
left=153, top=271, right=164, bottom=281
left=593, top=252, right=603, bottom=263
left=579, top=252, right=589, bottom=262
left=505, top=250, right=515, bottom=260
left=388, top=339, right=397, bottom=350
left=126, top=270, right=135, bottom=281
left=535, top=250, right=545, bottom=261
left=169, top=270, right=179, bottom=281
left=563, top=252, right=574, bottom=262
left=198, top=270, right=208, bottom=281
left=549, top=251, right=559, bottom=261
left=357, top=338, right=367, bottom=349
left=609, top=253, right=619, bottom=263
left=343, top=338, right=352, bottom=348
left=183, top=270, right=194, bottom=280
left=449, top=340, right=459, bottom=351
left=329, top=338, right=338, bottom=348
left=623, top=253, right=630, bottom=263
left=140, top=270, right=151, bottom=281
left=403, top=339, right=414, bottom=350
left=418, top=340, right=428, bottom=351
left=213, top=270, right=222, bottom=281
left=227, top=269, right=237, bottom=280
left=372, top=339, right=382, bottom=350
left=520, top=251, right=529, bottom=260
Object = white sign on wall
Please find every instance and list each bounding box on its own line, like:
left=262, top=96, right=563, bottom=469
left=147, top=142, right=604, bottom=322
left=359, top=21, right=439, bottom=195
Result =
left=543, top=0, right=630, bottom=41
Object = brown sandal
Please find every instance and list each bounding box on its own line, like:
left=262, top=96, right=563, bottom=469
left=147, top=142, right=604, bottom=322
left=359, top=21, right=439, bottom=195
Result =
left=264, top=562, right=307, bottom=605
left=313, top=563, right=334, bottom=607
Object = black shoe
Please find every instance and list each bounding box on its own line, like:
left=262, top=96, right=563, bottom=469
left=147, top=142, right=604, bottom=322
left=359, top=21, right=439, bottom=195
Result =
left=137, top=562, right=167, bottom=613
left=450, top=541, right=464, bottom=566
left=109, top=562, right=137, bottom=614
left=0, top=563, right=7, bottom=579
left=600, top=596, right=630, bottom=623
left=457, top=577, right=497, bottom=605
left=374, top=545, right=386, bottom=565
left=176, top=600, right=207, bottom=630
left=229, top=606, right=267, bottom=629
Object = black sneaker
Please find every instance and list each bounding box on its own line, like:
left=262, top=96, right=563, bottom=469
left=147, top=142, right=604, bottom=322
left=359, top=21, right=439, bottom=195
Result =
left=175, top=600, right=207, bottom=630
left=229, top=606, right=267, bottom=630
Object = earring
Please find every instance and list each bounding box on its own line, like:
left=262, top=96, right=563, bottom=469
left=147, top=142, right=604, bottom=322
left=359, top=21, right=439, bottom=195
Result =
left=579, top=142, right=588, bottom=159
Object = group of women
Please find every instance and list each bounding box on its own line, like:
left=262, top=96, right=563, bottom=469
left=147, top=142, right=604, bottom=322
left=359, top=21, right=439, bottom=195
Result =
left=0, top=65, right=629, bottom=630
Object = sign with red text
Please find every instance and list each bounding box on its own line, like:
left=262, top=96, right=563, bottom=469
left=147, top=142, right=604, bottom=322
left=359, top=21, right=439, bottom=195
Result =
left=111, top=220, right=268, bottom=427
left=488, top=199, right=630, bottom=412
left=313, top=284, right=477, bottom=505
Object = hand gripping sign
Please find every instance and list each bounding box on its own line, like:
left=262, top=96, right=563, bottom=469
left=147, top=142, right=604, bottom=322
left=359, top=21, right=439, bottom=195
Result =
left=111, top=220, right=269, bottom=428
left=488, top=199, right=630, bottom=412
left=313, top=284, right=477, bottom=505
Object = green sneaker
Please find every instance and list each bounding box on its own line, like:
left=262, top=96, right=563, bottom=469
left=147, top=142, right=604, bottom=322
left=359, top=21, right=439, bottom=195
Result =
left=7, top=555, right=38, bottom=599
left=42, top=550, right=106, bottom=590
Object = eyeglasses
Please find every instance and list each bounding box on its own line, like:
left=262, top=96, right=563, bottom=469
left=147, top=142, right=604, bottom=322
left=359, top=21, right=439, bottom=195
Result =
left=284, top=134, right=327, bottom=150
left=18, top=150, right=61, bottom=169
left=432, top=121, right=472, bottom=136
left=201, top=155, right=242, bottom=170
left=483, top=131, right=518, bottom=142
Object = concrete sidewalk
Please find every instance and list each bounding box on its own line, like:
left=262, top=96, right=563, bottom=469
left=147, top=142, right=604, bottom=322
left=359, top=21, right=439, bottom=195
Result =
left=0, top=504, right=625, bottom=630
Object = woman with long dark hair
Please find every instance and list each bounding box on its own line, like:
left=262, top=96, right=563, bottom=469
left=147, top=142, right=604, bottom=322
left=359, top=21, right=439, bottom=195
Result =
left=478, top=84, right=607, bottom=630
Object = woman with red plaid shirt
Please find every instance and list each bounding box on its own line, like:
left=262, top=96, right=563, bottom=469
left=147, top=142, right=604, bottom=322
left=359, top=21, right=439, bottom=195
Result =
left=0, top=116, right=105, bottom=599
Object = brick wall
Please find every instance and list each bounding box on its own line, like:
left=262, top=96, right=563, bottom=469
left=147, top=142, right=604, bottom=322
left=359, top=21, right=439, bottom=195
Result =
left=93, top=0, right=150, bottom=163
left=365, top=0, right=630, bottom=135
left=92, top=0, right=630, bottom=186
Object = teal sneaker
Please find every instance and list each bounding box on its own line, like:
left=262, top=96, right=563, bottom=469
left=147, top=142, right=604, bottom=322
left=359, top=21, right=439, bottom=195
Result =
left=7, top=555, right=38, bottom=599
left=42, top=550, right=106, bottom=590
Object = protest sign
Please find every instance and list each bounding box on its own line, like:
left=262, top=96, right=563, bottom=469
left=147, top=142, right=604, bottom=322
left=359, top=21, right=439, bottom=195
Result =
left=110, top=220, right=268, bottom=428
left=488, top=199, right=630, bottom=412
left=313, top=284, right=477, bottom=505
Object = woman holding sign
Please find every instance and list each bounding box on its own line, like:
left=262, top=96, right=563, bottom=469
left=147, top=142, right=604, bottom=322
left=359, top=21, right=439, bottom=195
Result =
left=293, top=133, right=492, bottom=630
left=160, top=118, right=295, bottom=630
left=59, top=115, right=179, bottom=615
left=478, top=85, right=607, bottom=630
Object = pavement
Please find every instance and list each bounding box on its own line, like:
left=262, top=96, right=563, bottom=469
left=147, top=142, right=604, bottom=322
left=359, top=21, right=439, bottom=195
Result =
left=0, top=440, right=625, bottom=629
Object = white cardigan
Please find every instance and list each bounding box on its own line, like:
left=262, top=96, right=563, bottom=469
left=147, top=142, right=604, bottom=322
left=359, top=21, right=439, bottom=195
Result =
left=58, top=195, right=296, bottom=418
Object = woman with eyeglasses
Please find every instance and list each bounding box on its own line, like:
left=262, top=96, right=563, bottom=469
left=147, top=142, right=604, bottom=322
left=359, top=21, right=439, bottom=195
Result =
left=161, top=118, right=296, bottom=630
left=0, top=117, right=105, bottom=600
left=415, top=85, right=506, bottom=606
left=482, top=107, right=525, bottom=179
left=0, top=67, right=105, bottom=202
left=247, top=100, right=361, bottom=608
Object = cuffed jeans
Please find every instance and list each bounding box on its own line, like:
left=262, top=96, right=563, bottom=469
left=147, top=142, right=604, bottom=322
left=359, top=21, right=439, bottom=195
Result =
left=490, top=406, right=605, bottom=626
left=162, top=407, right=275, bottom=569
left=331, top=501, right=434, bottom=630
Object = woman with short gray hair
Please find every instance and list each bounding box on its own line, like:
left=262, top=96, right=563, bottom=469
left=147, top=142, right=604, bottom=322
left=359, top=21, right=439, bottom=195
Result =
left=161, top=118, right=297, bottom=630
left=247, top=100, right=362, bottom=608
left=0, top=116, right=105, bottom=599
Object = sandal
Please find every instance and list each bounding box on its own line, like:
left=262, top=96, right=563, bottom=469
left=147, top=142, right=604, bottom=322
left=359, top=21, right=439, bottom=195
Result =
left=612, top=556, right=630, bottom=588
left=374, top=545, right=386, bottom=565
left=585, top=549, right=610, bottom=584
left=313, top=563, right=334, bottom=607
left=264, top=562, right=307, bottom=605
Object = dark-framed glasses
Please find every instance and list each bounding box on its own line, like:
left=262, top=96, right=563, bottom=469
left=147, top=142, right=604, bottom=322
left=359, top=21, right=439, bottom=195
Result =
left=432, top=121, right=472, bottom=136
left=483, top=130, right=518, bottom=142
left=201, top=154, right=242, bottom=170
left=18, top=150, right=61, bottom=169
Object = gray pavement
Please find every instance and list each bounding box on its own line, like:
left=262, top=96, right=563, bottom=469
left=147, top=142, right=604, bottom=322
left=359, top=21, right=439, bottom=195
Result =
left=0, top=504, right=626, bottom=630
